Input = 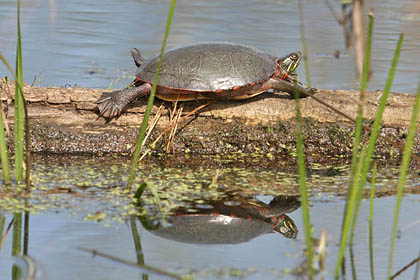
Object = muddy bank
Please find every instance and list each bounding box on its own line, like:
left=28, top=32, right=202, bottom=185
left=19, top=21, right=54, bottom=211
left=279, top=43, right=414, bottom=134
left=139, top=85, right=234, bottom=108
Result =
left=1, top=81, right=419, bottom=164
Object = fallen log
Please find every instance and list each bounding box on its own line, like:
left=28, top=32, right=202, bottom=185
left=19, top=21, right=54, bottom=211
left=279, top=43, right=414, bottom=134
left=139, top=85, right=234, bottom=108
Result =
left=1, top=80, right=419, bottom=163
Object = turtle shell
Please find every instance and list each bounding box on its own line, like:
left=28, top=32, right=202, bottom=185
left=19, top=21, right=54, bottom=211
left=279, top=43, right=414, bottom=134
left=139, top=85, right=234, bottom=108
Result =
left=151, top=214, right=274, bottom=244
left=135, top=42, right=279, bottom=101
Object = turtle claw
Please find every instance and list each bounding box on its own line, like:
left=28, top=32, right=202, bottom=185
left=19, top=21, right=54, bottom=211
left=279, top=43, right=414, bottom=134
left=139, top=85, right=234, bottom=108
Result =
left=96, top=84, right=151, bottom=119
left=96, top=91, right=124, bottom=119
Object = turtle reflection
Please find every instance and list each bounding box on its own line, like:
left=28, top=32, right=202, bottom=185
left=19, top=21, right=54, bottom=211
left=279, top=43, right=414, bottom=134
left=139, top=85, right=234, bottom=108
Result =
left=139, top=195, right=300, bottom=244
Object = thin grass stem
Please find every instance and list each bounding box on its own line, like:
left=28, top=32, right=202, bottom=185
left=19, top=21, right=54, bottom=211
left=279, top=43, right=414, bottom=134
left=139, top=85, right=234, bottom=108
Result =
left=130, top=215, right=145, bottom=265
left=14, top=0, right=24, bottom=183
left=294, top=94, right=313, bottom=278
left=12, top=212, right=22, bottom=256
left=350, top=11, right=373, bottom=179
left=369, top=162, right=377, bottom=280
left=0, top=216, right=4, bottom=240
left=297, top=0, right=311, bottom=86
left=335, top=32, right=403, bottom=280
left=335, top=145, right=366, bottom=279
left=342, top=10, right=373, bottom=247
left=0, top=101, right=11, bottom=183
left=23, top=210, right=29, bottom=255
left=387, top=77, right=420, bottom=279
left=78, top=247, right=183, bottom=280
left=351, top=32, right=403, bottom=248
left=127, top=0, right=177, bottom=188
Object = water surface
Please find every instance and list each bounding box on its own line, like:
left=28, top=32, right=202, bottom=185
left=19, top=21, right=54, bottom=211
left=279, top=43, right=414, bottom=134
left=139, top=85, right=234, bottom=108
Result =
left=1, top=0, right=420, bottom=92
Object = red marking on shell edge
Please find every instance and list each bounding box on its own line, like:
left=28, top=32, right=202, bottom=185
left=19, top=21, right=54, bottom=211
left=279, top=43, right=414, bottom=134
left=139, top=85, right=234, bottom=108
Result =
left=215, top=89, right=223, bottom=93
left=233, top=86, right=241, bottom=90
left=249, top=82, right=256, bottom=86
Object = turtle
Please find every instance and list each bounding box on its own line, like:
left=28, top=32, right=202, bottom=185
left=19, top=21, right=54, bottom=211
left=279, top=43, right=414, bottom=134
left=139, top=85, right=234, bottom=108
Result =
left=142, top=195, right=300, bottom=244
left=96, top=42, right=317, bottom=118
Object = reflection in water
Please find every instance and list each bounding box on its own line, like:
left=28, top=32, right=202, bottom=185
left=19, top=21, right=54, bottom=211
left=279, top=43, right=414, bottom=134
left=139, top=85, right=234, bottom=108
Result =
left=13, top=255, right=39, bottom=280
left=138, top=195, right=300, bottom=244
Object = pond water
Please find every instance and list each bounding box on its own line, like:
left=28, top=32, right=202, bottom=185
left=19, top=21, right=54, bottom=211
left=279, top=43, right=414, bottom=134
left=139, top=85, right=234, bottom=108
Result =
left=1, top=0, right=420, bottom=279
left=1, top=0, right=420, bottom=92
left=0, top=155, right=420, bottom=279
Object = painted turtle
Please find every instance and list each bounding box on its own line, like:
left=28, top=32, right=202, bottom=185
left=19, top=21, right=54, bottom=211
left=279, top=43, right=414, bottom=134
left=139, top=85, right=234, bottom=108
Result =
left=96, top=42, right=316, bottom=118
left=143, top=195, right=299, bottom=244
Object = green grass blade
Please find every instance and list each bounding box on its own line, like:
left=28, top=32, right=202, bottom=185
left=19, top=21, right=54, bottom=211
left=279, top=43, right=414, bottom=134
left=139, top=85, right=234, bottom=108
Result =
left=350, top=11, right=374, bottom=178
left=0, top=101, right=11, bottom=183
left=0, top=215, right=4, bottom=238
left=297, top=0, right=311, bottom=86
left=335, top=33, right=403, bottom=280
left=387, top=77, right=420, bottom=278
left=127, top=0, right=177, bottom=188
left=14, top=0, right=24, bottom=183
left=130, top=215, right=148, bottom=280
left=341, top=10, right=373, bottom=244
left=369, top=163, right=377, bottom=280
left=9, top=214, right=23, bottom=280
left=351, top=32, right=403, bottom=242
left=12, top=212, right=22, bottom=256
left=23, top=210, right=29, bottom=255
left=349, top=10, right=375, bottom=251
left=130, top=215, right=145, bottom=264
left=294, top=96, right=313, bottom=278
left=335, top=145, right=366, bottom=279
left=0, top=54, right=16, bottom=185
left=0, top=53, right=30, bottom=187
left=349, top=244, right=357, bottom=280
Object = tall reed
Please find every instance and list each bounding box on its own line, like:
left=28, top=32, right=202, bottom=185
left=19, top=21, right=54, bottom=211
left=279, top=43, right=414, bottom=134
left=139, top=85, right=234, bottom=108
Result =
left=349, top=11, right=373, bottom=247
left=369, top=163, right=377, bottom=280
left=335, top=34, right=404, bottom=279
left=127, top=0, right=177, bottom=188
left=297, top=0, right=311, bottom=86
left=0, top=96, right=11, bottom=183
left=349, top=11, right=373, bottom=180
left=387, top=78, right=420, bottom=278
left=14, top=0, right=24, bottom=183
left=130, top=215, right=148, bottom=280
left=334, top=33, right=403, bottom=280
left=295, top=95, right=313, bottom=278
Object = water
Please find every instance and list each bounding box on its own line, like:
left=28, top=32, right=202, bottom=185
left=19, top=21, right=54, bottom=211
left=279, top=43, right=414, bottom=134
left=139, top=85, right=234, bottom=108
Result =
left=0, top=155, right=420, bottom=279
left=1, top=195, right=420, bottom=279
left=1, top=0, right=420, bottom=92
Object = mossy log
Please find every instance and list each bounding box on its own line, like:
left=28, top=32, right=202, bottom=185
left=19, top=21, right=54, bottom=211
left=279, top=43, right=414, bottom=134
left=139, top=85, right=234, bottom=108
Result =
left=1, top=80, right=419, bottom=163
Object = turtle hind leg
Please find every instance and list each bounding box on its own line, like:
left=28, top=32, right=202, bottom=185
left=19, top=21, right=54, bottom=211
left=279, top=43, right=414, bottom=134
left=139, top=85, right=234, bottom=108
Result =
left=96, top=83, right=152, bottom=118
left=131, top=48, right=145, bottom=67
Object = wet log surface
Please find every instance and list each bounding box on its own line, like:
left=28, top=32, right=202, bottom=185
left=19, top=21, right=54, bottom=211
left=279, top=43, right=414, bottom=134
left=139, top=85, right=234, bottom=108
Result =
left=1, top=80, right=419, bottom=166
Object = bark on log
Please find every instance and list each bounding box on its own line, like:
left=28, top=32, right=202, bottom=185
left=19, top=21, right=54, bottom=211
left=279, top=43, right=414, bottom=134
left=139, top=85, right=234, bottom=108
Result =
left=1, top=80, right=419, bottom=163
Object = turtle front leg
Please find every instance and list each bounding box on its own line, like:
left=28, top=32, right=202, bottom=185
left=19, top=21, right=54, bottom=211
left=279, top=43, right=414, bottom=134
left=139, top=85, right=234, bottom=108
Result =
left=96, top=82, right=152, bottom=118
left=265, top=77, right=317, bottom=98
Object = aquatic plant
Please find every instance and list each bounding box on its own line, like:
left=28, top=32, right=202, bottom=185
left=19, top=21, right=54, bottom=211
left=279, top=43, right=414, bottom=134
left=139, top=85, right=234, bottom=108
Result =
left=388, top=77, right=420, bottom=278
left=294, top=93, right=313, bottom=278
left=128, top=0, right=177, bottom=189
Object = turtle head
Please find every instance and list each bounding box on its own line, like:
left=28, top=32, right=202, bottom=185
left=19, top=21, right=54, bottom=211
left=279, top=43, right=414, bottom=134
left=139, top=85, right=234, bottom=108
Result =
left=272, top=214, right=298, bottom=239
left=279, top=51, right=302, bottom=75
